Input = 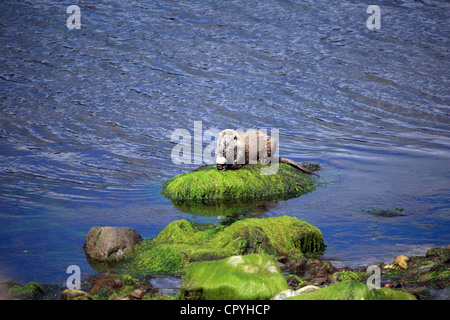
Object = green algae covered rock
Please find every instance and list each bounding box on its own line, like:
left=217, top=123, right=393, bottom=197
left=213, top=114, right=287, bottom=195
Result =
left=124, top=216, right=325, bottom=275
left=8, top=282, right=44, bottom=299
left=285, top=281, right=416, bottom=300
left=176, top=254, right=289, bottom=300
left=162, top=163, right=316, bottom=202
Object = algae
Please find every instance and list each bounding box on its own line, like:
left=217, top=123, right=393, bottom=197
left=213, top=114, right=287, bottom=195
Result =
left=124, top=216, right=325, bottom=275
left=176, top=254, right=289, bottom=300
left=364, top=207, right=406, bottom=217
left=332, top=271, right=370, bottom=282
left=8, top=282, right=44, bottom=299
left=162, top=162, right=317, bottom=202
left=286, top=281, right=416, bottom=300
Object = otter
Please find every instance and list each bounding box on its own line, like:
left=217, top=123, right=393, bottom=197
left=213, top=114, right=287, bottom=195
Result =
left=216, top=129, right=318, bottom=176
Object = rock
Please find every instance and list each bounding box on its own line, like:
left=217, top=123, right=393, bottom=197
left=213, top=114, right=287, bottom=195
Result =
left=419, top=274, right=433, bottom=283
left=8, top=282, right=44, bottom=299
left=130, top=289, right=144, bottom=299
left=176, top=254, right=288, bottom=300
left=127, top=216, right=324, bottom=275
left=61, top=289, right=91, bottom=300
left=272, top=285, right=321, bottom=300
left=285, top=281, right=416, bottom=300
left=84, top=226, right=142, bottom=261
left=416, top=263, right=436, bottom=274
left=384, top=254, right=409, bottom=270
left=394, top=255, right=409, bottom=269
left=272, top=289, right=295, bottom=300
left=310, top=277, right=328, bottom=286
left=88, top=271, right=124, bottom=296
left=162, top=162, right=317, bottom=206
left=332, top=271, right=370, bottom=282
left=289, top=258, right=337, bottom=279
left=426, top=247, right=450, bottom=264
left=89, top=276, right=123, bottom=296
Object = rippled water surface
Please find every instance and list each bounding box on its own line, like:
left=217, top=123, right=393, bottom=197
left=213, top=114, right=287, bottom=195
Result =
left=0, top=0, right=449, bottom=285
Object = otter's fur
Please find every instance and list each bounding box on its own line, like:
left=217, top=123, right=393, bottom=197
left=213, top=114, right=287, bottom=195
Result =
left=216, top=129, right=318, bottom=176
left=215, top=129, right=245, bottom=170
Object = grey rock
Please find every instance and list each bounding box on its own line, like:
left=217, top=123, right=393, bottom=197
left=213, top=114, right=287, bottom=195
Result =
left=84, top=226, right=142, bottom=261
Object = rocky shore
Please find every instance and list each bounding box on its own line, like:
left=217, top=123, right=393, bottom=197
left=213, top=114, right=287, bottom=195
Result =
left=1, top=164, right=447, bottom=300
left=1, top=218, right=448, bottom=300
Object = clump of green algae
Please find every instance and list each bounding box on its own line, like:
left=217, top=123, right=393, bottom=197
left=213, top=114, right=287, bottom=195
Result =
left=176, top=254, right=289, bottom=300
left=162, top=162, right=317, bottom=201
left=124, top=216, right=325, bottom=275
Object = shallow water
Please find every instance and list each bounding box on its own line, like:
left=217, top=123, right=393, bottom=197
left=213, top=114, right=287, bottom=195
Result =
left=0, top=0, right=449, bottom=286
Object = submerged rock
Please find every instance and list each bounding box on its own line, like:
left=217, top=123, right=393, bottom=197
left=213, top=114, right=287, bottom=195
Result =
left=125, top=216, right=325, bottom=275
left=162, top=162, right=317, bottom=202
left=84, top=226, right=143, bottom=262
left=176, top=254, right=288, bottom=300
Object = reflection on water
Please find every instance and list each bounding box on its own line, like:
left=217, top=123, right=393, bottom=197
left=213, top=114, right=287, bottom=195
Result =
left=0, top=0, right=449, bottom=284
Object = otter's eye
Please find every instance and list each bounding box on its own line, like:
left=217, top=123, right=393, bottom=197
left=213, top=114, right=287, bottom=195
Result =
left=234, top=136, right=237, bottom=140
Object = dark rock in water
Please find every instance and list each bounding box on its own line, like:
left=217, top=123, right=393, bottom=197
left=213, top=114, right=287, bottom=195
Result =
left=84, top=226, right=142, bottom=261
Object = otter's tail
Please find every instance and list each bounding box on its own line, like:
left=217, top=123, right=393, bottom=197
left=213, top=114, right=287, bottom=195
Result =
left=279, top=157, right=320, bottom=176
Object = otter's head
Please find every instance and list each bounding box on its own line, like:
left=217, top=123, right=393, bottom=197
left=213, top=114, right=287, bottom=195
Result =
left=216, top=129, right=242, bottom=170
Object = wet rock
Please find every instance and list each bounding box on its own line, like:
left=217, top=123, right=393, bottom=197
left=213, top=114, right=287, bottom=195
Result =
left=7, top=282, right=44, bottom=299
left=332, top=271, right=370, bottom=282
left=130, top=289, right=144, bottom=299
left=61, top=289, right=91, bottom=300
left=310, top=277, right=328, bottom=286
left=176, top=254, right=288, bottom=300
left=426, top=247, right=450, bottom=264
left=416, top=263, right=436, bottom=274
left=84, top=226, right=142, bottom=261
left=285, top=281, right=416, bottom=300
left=128, top=216, right=324, bottom=275
left=384, top=254, right=409, bottom=270
left=272, top=285, right=320, bottom=300
left=289, top=258, right=337, bottom=278
left=88, top=271, right=124, bottom=296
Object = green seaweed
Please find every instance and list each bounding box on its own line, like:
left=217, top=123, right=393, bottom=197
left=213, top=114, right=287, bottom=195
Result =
left=8, top=282, right=44, bottom=299
left=176, top=254, right=289, bottom=300
left=332, top=271, right=370, bottom=282
left=286, top=281, right=416, bottom=300
left=124, top=216, right=325, bottom=275
left=162, top=163, right=317, bottom=202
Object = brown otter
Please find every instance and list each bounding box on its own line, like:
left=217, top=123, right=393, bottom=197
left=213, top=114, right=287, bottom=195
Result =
left=216, top=129, right=319, bottom=176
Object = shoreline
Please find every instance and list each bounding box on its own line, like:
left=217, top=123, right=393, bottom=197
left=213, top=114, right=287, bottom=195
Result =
left=1, top=245, right=448, bottom=300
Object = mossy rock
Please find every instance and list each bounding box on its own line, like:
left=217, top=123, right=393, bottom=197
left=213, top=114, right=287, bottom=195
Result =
left=332, top=271, right=370, bottom=282
left=8, top=282, right=44, bottom=299
left=426, top=246, right=450, bottom=264
left=286, top=281, right=416, bottom=300
left=162, top=163, right=317, bottom=202
left=124, top=216, right=325, bottom=275
left=176, top=254, right=289, bottom=300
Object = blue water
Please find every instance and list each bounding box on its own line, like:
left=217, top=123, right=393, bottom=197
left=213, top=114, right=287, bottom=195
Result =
left=0, top=0, right=449, bottom=286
